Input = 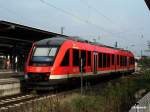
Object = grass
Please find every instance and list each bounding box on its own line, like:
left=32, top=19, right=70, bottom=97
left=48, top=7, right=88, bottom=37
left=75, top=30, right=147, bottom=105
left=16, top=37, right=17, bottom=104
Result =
left=59, top=70, right=150, bottom=112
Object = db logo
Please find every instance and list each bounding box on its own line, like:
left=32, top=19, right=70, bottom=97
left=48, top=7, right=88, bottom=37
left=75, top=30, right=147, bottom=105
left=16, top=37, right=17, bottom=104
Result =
left=36, top=68, right=42, bottom=72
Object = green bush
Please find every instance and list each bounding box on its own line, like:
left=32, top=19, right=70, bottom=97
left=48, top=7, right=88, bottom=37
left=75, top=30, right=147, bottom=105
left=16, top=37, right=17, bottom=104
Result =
left=139, top=57, right=150, bottom=69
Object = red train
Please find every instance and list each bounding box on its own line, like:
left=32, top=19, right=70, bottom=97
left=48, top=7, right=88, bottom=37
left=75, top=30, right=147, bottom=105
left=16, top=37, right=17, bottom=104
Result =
left=25, top=37, right=135, bottom=89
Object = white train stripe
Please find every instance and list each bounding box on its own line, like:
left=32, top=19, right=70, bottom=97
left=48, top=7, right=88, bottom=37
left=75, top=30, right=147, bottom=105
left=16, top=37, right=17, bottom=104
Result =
left=49, top=68, right=134, bottom=79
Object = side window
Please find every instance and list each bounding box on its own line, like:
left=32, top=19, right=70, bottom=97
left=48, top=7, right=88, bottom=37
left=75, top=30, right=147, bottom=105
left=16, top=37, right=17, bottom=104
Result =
left=120, top=56, right=123, bottom=66
left=112, top=54, right=115, bottom=65
left=81, top=50, right=86, bottom=66
left=73, top=49, right=79, bottom=66
left=103, top=53, right=107, bottom=68
left=122, top=56, right=125, bottom=66
left=129, top=57, right=131, bottom=65
left=130, top=57, right=134, bottom=65
left=87, top=51, right=91, bottom=66
left=117, top=55, right=119, bottom=66
left=125, top=56, right=127, bottom=66
left=107, top=54, right=110, bottom=67
left=61, top=50, right=69, bottom=66
left=98, top=53, right=103, bottom=68
left=133, top=57, right=135, bottom=64
left=120, top=56, right=122, bottom=66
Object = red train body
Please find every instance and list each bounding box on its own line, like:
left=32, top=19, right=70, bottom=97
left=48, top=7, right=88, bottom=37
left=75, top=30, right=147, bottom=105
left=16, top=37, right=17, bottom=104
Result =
left=25, top=37, right=135, bottom=89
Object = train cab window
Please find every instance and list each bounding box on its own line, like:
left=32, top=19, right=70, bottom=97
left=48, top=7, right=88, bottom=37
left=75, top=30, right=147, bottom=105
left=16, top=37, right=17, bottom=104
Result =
left=98, top=53, right=103, bottom=68
left=73, top=49, right=79, bottom=66
left=112, top=54, right=115, bottom=65
left=87, top=51, right=91, bottom=66
left=61, top=50, right=69, bottom=66
left=30, top=47, right=58, bottom=66
left=103, top=53, right=107, bottom=68
left=48, top=48, right=57, bottom=56
left=33, top=47, right=57, bottom=57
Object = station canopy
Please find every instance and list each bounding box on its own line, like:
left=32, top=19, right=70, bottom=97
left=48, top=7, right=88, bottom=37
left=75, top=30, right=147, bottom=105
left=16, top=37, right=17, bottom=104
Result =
left=145, top=0, right=150, bottom=10
left=0, top=20, right=67, bottom=55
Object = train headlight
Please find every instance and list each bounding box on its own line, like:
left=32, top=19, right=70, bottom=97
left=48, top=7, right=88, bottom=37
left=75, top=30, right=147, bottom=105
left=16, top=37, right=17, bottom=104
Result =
left=46, top=72, right=50, bottom=76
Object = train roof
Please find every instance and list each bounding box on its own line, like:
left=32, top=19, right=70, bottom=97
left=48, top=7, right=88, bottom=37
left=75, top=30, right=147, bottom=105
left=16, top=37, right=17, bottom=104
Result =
left=35, top=36, right=132, bottom=53
left=35, top=37, right=67, bottom=46
left=63, top=36, right=131, bottom=53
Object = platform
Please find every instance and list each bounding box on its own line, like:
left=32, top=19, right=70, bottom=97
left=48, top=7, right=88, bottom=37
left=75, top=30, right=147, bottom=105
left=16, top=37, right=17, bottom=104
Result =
left=0, top=71, right=24, bottom=79
left=0, top=78, right=21, bottom=97
left=0, top=72, right=24, bottom=97
left=129, top=92, right=150, bottom=112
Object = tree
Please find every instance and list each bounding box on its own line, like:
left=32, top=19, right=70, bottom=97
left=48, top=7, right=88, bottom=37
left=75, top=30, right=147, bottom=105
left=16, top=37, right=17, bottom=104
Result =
left=148, top=41, right=150, bottom=50
left=145, top=41, right=150, bottom=52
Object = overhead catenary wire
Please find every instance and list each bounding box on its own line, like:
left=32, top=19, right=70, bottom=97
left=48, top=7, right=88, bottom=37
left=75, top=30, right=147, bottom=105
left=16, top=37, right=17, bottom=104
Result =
left=0, top=0, right=119, bottom=40
left=0, top=0, right=136, bottom=43
left=80, top=0, right=114, bottom=23
left=79, top=0, right=128, bottom=32
left=0, top=0, right=140, bottom=45
left=39, top=0, right=119, bottom=35
left=39, top=0, right=140, bottom=43
left=79, top=0, right=145, bottom=40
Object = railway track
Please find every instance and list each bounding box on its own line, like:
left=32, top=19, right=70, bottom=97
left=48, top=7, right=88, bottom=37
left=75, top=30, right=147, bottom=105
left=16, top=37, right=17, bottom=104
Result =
left=0, top=90, right=67, bottom=111
left=0, top=88, right=81, bottom=111
left=0, top=92, right=66, bottom=112
left=0, top=72, right=139, bottom=111
left=0, top=94, right=37, bottom=109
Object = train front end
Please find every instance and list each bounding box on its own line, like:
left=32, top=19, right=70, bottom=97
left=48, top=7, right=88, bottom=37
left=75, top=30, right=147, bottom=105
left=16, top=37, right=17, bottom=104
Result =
left=25, top=37, right=65, bottom=89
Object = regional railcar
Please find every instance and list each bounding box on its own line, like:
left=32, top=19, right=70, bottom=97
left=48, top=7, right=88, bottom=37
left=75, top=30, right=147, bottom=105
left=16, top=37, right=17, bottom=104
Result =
left=25, top=37, right=135, bottom=89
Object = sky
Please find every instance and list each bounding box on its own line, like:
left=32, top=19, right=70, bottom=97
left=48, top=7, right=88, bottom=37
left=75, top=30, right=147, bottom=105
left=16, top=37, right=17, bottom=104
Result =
left=0, top=0, right=150, bottom=56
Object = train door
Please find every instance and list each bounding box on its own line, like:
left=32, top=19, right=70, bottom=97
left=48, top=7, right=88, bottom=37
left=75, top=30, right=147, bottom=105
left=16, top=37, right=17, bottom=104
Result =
left=93, top=52, right=98, bottom=74
left=80, top=50, right=86, bottom=73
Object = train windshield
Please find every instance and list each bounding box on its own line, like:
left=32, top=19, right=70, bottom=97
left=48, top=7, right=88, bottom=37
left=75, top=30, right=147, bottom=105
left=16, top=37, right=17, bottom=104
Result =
left=30, top=47, right=58, bottom=66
